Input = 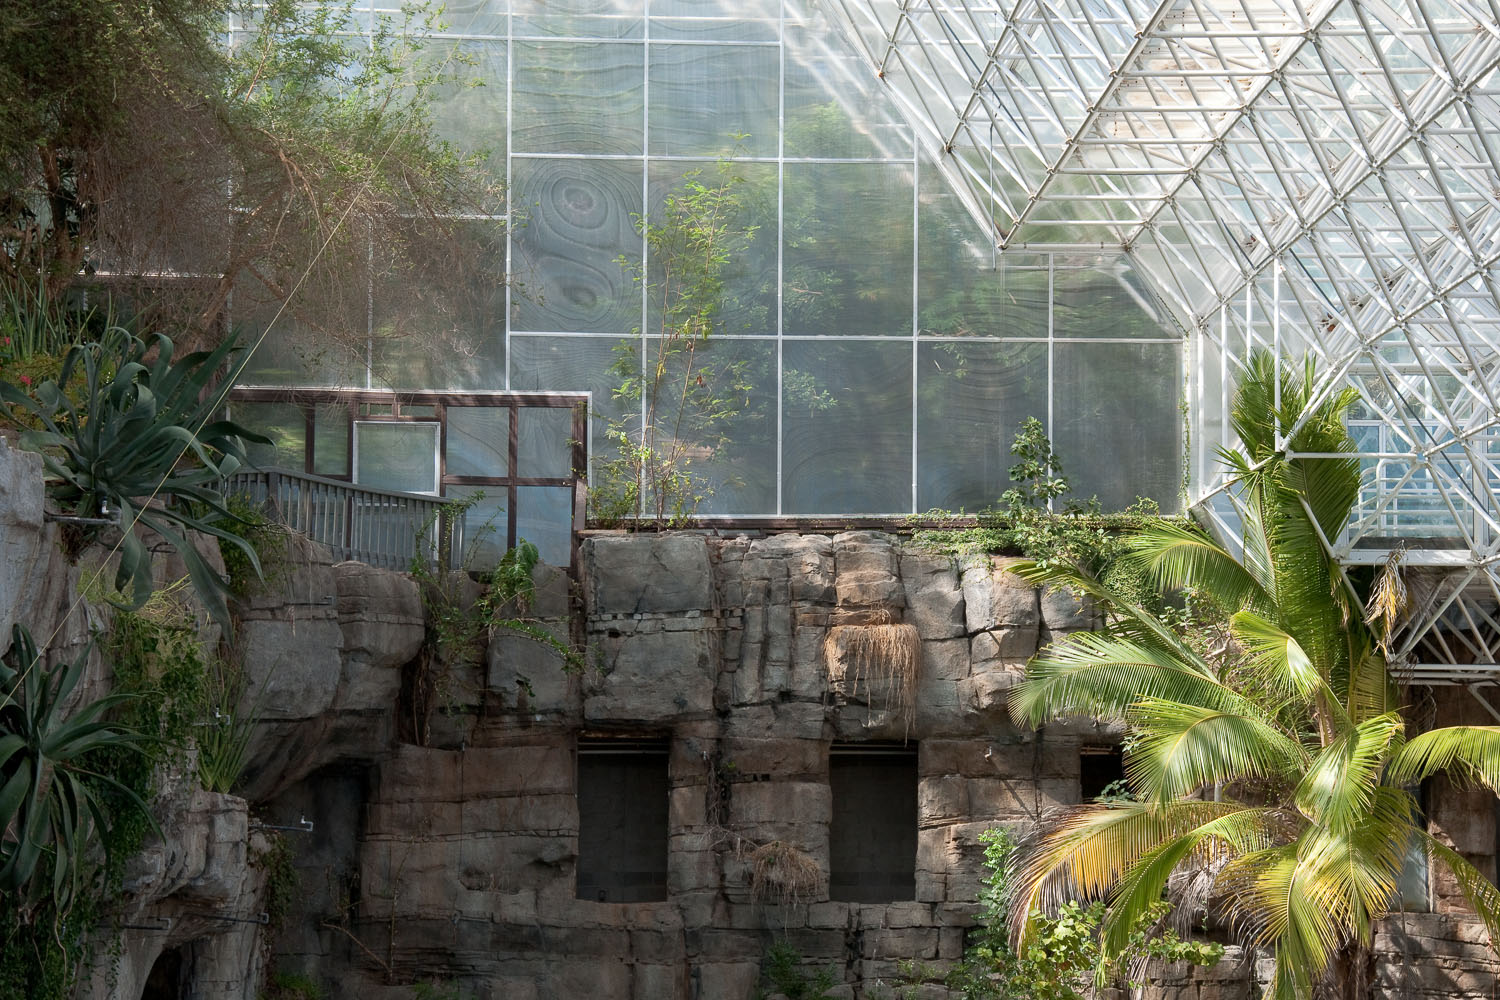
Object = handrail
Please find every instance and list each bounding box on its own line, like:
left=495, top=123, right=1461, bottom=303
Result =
left=222, top=467, right=452, bottom=572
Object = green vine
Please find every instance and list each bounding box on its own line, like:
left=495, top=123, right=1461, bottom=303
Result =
left=252, top=832, right=300, bottom=931
left=217, top=493, right=291, bottom=599
left=406, top=496, right=583, bottom=742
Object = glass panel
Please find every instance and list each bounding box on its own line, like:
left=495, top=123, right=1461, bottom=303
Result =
left=783, top=163, right=914, bottom=336
left=313, top=402, right=351, bottom=477
left=354, top=422, right=441, bottom=494
left=917, top=342, right=1048, bottom=511
left=510, top=335, right=632, bottom=424
left=513, top=41, right=645, bottom=154
left=918, top=159, right=1048, bottom=338
left=449, top=485, right=509, bottom=573
left=646, top=161, right=777, bottom=337
left=784, top=28, right=909, bottom=159
left=614, top=337, right=776, bottom=515
left=1052, top=258, right=1173, bottom=340
left=513, top=0, right=644, bottom=38
left=436, top=0, right=508, bottom=36
left=238, top=402, right=306, bottom=470
left=511, top=159, right=644, bottom=333
left=647, top=44, right=779, bottom=156
left=447, top=406, right=511, bottom=478
left=517, top=407, right=575, bottom=477
left=517, top=485, right=575, bottom=566
left=427, top=41, right=507, bottom=180
left=649, top=0, right=778, bottom=41
left=370, top=220, right=507, bottom=391
left=1053, top=342, right=1181, bottom=512
left=234, top=296, right=368, bottom=388
left=782, top=341, right=912, bottom=514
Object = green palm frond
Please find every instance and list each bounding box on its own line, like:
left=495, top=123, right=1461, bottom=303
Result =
left=1125, top=699, right=1306, bottom=802
left=1342, top=642, right=1395, bottom=723
left=1293, top=715, right=1403, bottom=833
left=1121, top=522, right=1268, bottom=609
left=1231, top=610, right=1334, bottom=707
left=1009, top=633, right=1256, bottom=727
left=1420, top=832, right=1500, bottom=947
left=1387, top=725, right=1500, bottom=791
left=1236, top=484, right=1279, bottom=605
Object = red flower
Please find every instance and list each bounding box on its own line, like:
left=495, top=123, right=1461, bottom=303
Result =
left=18, top=375, right=32, bottom=387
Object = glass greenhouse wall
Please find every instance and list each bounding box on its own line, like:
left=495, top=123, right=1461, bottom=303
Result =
left=232, top=0, right=1185, bottom=517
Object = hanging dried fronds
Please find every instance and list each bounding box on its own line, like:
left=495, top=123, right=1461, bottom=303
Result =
left=823, top=621, right=921, bottom=736
left=1364, top=548, right=1408, bottom=654
left=747, top=840, right=821, bottom=907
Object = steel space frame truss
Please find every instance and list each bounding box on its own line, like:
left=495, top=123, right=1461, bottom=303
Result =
left=824, top=0, right=1500, bottom=678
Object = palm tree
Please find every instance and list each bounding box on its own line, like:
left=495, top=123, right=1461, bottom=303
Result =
left=1005, top=351, right=1500, bottom=1000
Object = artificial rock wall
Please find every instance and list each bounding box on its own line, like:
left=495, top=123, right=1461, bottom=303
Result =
left=265, top=530, right=1499, bottom=1000
left=1, top=436, right=1496, bottom=1000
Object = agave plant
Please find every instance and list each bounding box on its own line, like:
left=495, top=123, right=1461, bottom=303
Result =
left=1007, top=352, right=1500, bottom=1000
left=0, top=326, right=268, bottom=630
left=0, top=625, right=151, bottom=919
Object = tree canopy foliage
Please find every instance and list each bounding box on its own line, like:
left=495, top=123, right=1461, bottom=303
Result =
left=0, top=0, right=497, bottom=359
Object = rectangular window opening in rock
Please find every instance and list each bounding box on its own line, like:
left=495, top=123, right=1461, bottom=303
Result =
left=1079, top=744, right=1125, bottom=803
left=576, top=738, right=670, bottom=903
left=829, top=744, right=917, bottom=903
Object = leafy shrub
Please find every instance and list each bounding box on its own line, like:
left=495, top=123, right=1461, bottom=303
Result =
left=0, top=327, right=268, bottom=630
left=946, top=829, right=1222, bottom=1000
left=0, top=625, right=151, bottom=920
left=758, top=941, right=839, bottom=1000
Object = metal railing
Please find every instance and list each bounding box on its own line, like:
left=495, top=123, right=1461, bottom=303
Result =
left=223, top=468, right=451, bottom=572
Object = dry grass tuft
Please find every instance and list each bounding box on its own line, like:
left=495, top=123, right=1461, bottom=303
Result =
left=747, top=840, right=821, bottom=907
left=823, top=621, right=921, bottom=736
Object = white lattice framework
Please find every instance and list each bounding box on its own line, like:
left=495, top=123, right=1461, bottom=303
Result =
left=824, top=0, right=1500, bottom=679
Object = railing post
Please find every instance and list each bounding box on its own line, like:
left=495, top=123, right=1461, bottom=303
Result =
left=265, top=470, right=282, bottom=522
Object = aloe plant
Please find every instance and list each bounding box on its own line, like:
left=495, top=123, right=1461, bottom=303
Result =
left=0, top=327, right=268, bottom=630
left=0, top=625, right=151, bottom=919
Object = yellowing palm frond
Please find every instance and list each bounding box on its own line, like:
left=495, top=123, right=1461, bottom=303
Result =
left=1010, top=800, right=1239, bottom=948
left=1098, top=806, right=1280, bottom=957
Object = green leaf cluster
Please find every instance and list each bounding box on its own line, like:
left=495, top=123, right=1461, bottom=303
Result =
left=947, top=828, right=1222, bottom=1000
left=0, top=327, right=268, bottom=630
left=757, top=941, right=839, bottom=1000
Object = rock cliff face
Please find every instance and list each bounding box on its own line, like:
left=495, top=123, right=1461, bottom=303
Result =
left=1, top=443, right=1496, bottom=1000
left=264, top=530, right=1499, bottom=1000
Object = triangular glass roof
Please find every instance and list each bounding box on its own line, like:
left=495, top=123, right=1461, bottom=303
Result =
left=826, top=0, right=1500, bottom=674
